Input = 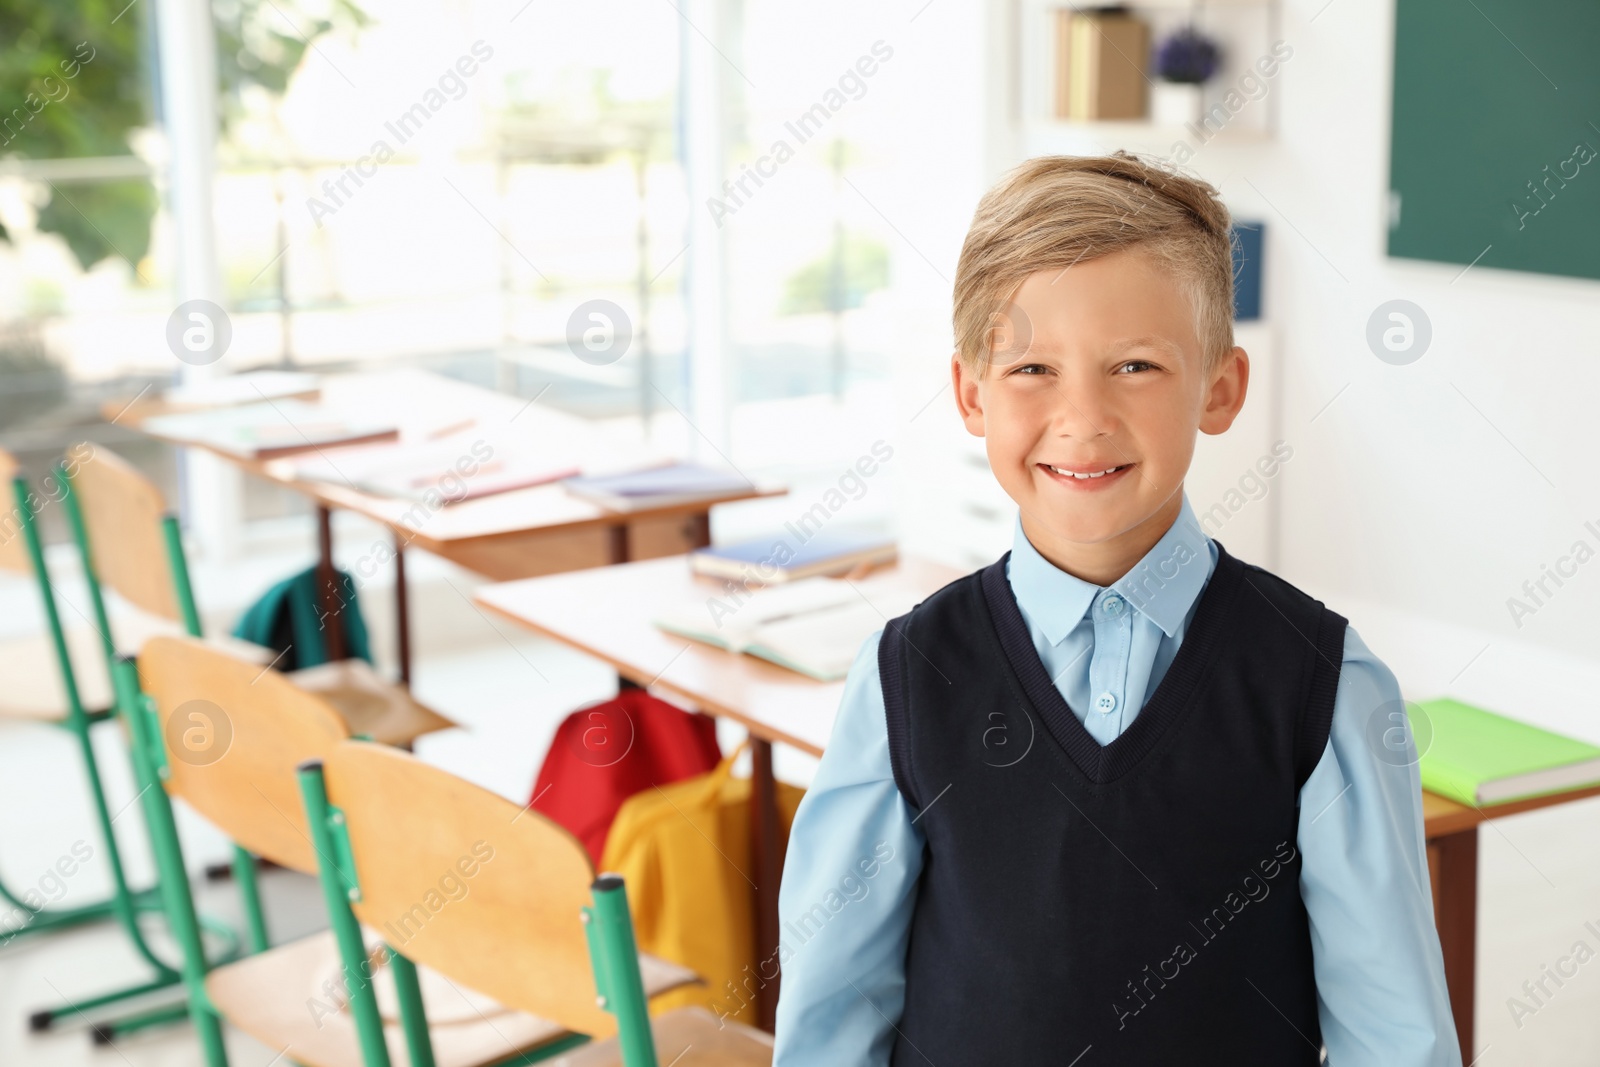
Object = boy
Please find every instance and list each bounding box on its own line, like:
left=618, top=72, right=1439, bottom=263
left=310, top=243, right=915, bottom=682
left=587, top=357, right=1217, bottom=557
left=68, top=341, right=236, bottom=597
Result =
left=771, top=153, right=1460, bottom=1065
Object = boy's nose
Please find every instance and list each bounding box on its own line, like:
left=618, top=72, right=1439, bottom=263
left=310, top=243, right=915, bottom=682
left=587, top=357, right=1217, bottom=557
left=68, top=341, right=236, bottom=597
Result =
left=1047, top=381, right=1118, bottom=440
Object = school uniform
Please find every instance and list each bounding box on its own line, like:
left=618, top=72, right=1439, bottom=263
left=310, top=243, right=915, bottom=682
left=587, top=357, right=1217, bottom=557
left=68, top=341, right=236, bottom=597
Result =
left=772, top=496, right=1460, bottom=1066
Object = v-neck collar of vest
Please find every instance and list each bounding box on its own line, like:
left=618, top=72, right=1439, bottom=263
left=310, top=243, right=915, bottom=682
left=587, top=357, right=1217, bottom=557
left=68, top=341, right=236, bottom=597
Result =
left=980, top=542, right=1246, bottom=785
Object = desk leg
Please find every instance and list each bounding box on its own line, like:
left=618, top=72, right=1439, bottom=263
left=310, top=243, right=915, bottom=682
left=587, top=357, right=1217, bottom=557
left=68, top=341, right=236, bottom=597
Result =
left=688, top=511, right=711, bottom=549
left=750, top=736, right=782, bottom=1031
left=316, top=506, right=347, bottom=661
left=1430, top=827, right=1478, bottom=1060
left=394, top=536, right=411, bottom=688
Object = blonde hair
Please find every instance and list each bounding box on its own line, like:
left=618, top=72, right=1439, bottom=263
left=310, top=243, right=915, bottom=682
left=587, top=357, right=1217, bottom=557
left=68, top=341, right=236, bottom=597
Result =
left=953, top=151, right=1236, bottom=373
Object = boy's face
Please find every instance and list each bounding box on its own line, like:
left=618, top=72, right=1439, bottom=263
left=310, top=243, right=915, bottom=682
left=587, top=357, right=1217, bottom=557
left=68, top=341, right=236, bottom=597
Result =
left=952, top=246, right=1248, bottom=573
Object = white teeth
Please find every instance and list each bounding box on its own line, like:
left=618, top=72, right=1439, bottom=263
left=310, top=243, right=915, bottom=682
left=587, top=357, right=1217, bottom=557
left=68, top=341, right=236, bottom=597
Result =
left=1048, top=464, right=1122, bottom=479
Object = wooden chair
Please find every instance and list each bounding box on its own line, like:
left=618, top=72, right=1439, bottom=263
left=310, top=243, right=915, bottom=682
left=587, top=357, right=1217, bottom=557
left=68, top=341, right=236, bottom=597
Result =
left=305, top=740, right=774, bottom=1067
left=124, top=634, right=613, bottom=1067
left=0, top=447, right=163, bottom=722
left=0, top=451, right=222, bottom=1039
left=58, top=443, right=455, bottom=748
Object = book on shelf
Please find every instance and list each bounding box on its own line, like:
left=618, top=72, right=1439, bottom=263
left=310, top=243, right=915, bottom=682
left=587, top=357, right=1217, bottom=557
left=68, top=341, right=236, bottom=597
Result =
left=562, top=462, right=755, bottom=512
left=1056, top=10, right=1150, bottom=121
left=159, top=370, right=321, bottom=410
left=142, top=399, right=398, bottom=460
left=654, top=576, right=921, bottom=681
left=690, top=529, right=897, bottom=584
left=1412, top=697, right=1600, bottom=806
left=280, top=431, right=580, bottom=504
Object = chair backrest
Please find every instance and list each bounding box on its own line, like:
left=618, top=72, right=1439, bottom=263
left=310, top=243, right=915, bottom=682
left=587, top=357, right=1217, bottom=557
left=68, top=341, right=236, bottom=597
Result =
left=138, top=635, right=348, bottom=874
left=0, top=448, right=30, bottom=575
left=67, top=443, right=180, bottom=620
left=320, top=740, right=613, bottom=1037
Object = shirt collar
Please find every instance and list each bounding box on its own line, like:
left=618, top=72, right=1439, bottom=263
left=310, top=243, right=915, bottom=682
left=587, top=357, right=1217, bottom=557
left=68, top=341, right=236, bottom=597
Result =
left=1006, top=494, right=1214, bottom=645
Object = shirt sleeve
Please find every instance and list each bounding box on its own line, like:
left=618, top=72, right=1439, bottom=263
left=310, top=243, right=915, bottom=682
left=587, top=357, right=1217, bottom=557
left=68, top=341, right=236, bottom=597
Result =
left=1298, top=624, right=1462, bottom=1066
left=772, top=628, right=926, bottom=1067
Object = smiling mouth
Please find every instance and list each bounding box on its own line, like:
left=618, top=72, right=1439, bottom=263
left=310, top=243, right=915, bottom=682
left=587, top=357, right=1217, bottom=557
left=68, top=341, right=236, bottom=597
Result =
left=1040, top=462, right=1132, bottom=481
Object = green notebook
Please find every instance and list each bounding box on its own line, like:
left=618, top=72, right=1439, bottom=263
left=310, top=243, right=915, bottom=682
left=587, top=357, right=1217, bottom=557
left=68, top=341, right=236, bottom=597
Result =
left=1412, top=698, right=1600, bottom=806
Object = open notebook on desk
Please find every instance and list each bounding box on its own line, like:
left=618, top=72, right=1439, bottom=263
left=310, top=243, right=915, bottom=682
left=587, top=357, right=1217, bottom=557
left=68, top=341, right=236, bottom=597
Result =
left=158, top=370, right=321, bottom=410
left=654, top=575, right=922, bottom=681
left=275, top=430, right=580, bottom=504
left=141, top=399, right=397, bottom=459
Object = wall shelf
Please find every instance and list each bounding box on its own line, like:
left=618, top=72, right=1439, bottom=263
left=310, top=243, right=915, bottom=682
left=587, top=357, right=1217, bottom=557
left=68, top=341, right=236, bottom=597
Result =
left=1022, top=118, right=1272, bottom=159
left=1018, top=0, right=1285, bottom=147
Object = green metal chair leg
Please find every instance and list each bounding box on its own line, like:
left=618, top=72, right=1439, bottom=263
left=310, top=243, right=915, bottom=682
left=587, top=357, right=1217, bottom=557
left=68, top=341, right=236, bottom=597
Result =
left=298, top=759, right=393, bottom=1067
left=0, top=886, right=125, bottom=940
left=162, top=514, right=204, bottom=638
left=11, top=474, right=194, bottom=1036
left=21, top=471, right=173, bottom=968
left=389, top=951, right=591, bottom=1067
left=584, top=876, right=659, bottom=1067
left=387, top=948, right=436, bottom=1067
left=90, top=1000, right=195, bottom=1046
left=40, top=468, right=246, bottom=1043
left=156, top=498, right=274, bottom=965
left=26, top=973, right=184, bottom=1034
left=112, top=656, right=229, bottom=1066
left=232, top=846, right=270, bottom=955
left=22, top=890, right=247, bottom=1034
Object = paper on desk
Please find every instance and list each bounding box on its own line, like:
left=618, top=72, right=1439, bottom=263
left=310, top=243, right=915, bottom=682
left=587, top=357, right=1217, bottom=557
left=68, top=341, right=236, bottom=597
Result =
left=655, top=576, right=921, bottom=680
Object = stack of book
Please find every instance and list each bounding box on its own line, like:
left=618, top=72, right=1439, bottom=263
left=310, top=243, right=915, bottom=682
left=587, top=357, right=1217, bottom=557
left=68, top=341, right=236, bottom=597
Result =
left=690, top=529, right=897, bottom=585
left=1055, top=9, right=1150, bottom=121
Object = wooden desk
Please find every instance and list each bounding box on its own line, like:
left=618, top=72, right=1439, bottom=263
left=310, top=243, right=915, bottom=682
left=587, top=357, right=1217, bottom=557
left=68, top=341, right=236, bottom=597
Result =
left=477, top=554, right=961, bottom=756
left=476, top=554, right=961, bottom=1029
left=477, top=555, right=1598, bottom=1050
left=115, top=369, right=781, bottom=679
left=1423, top=783, right=1600, bottom=1058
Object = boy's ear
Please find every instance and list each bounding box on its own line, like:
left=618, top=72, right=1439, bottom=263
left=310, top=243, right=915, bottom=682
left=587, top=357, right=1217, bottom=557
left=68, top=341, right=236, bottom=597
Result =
left=1198, top=346, right=1249, bottom=436
left=952, top=353, right=986, bottom=437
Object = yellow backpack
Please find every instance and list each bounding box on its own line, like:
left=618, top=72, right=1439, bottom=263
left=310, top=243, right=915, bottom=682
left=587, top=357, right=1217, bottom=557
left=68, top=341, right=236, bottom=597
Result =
left=600, top=742, right=804, bottom=1027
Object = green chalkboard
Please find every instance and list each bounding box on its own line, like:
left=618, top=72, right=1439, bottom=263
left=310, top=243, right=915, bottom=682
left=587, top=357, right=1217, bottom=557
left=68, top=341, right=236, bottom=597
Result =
left=1387, top=0, right=1600, bottom=281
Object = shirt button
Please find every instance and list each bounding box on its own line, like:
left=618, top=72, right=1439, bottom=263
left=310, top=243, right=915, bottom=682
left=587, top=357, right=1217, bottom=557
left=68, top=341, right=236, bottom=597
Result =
left=1095, top=692, right=1117, bottom=713
left=1103, top=595, right=1125, bottom=617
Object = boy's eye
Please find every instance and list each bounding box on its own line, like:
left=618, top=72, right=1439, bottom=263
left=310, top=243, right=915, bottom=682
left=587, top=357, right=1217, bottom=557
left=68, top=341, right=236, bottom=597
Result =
left=1116, top=359, right=1158, bottom=374
left=1008, top=363, right=1050, bottom=376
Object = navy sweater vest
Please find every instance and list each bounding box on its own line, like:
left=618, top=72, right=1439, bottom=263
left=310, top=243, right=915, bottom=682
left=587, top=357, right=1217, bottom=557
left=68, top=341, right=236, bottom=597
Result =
left=878, top=544, right=1346, bottom=1065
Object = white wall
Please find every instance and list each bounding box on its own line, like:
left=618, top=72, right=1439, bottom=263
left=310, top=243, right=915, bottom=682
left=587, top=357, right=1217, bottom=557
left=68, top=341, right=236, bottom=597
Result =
left=1263, top=6, right=1600, bottom=669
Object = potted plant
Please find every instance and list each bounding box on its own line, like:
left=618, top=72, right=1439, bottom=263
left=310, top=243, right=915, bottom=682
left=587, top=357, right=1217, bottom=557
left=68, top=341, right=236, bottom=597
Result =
left=1151, top=26, right=1222, bottom=126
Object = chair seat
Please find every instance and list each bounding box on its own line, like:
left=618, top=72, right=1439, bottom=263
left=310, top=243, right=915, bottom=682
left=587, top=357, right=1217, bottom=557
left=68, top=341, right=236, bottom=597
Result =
left=286, top=659, right=457, bottom=746
left=0, top=627, right=104, bottom=722
left=206, top=930, right=573, bottom=1067
left=0, top=609, right=270, bottom=722
left=547, top=1007, right=774, bottom=1066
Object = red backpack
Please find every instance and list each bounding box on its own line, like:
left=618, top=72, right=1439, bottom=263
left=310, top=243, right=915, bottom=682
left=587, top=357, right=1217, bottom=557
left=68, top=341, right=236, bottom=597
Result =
left=527, top=688, right=722, bottom=865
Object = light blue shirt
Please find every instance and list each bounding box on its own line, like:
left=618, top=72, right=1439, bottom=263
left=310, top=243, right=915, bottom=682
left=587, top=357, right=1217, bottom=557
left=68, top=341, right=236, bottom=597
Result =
left=772, top=497, right=1460, bottom=1066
